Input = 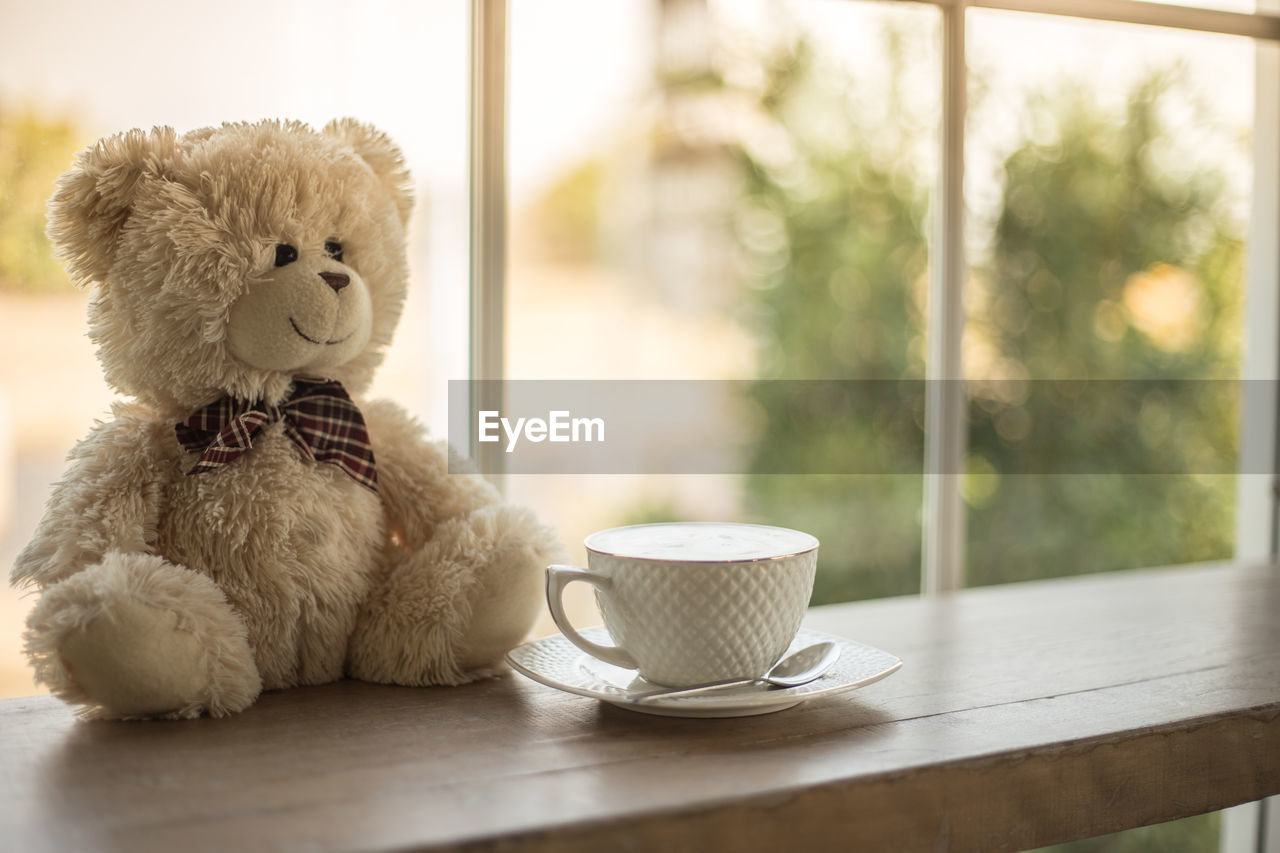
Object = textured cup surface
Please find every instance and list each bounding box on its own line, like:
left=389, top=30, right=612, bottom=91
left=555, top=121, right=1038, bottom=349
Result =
left=585, top=522, right=818, bottom=686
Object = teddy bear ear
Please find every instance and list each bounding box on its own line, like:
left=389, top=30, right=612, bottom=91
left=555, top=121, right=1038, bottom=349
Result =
left=47, top=126, right=181, bottom=286
left=323, top=118, right=414, bottom=228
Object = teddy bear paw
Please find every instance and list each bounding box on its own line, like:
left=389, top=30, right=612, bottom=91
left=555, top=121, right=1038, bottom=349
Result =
left=58, top=598, right=215, bottom=718
left=24, top=552, right=262, bottom=719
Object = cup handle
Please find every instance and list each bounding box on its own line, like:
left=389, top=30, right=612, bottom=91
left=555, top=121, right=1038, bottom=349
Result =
left=545, top=564, right=639, bottom=670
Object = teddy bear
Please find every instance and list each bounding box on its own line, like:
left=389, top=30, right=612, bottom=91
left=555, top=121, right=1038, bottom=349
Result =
left=9, top=118, right=563, bottom=720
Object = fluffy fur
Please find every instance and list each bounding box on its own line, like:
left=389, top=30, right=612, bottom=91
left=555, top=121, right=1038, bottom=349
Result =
left=11, top=119, right=563, bottom=719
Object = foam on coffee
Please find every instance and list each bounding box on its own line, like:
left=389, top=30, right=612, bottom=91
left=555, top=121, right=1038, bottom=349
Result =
left=585, top=522, right=818, bottom=563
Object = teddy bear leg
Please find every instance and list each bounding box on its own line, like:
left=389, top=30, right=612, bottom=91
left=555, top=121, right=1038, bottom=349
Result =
left=24, top=551, right=262, bottom=720
left=348, top=504, right=564, bottom=686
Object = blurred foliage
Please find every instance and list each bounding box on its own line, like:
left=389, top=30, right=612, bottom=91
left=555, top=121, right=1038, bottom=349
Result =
left=965, top=70, right=1240, bottom=584
left=728, top=25, right=1240, bottom=600
left=0, top=105, right=82, bottom=293
left=619, top=498, right=681, bottom=527
left=523, top=157, right=607, bottom=265
left=732, top=34, right=932, bottom=602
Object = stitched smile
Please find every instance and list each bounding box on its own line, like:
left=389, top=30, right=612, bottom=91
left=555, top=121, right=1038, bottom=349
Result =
left=290, top=317, right=352, bottom=346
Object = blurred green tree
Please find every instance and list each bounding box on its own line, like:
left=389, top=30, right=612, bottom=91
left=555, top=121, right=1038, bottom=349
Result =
left=964, top=71, right=1241, bottom=585
left=732, top=37, right=1241, bottom=599
left=0, top=105, right=81, bottom=293
left=731, top=36, right=930, bottom=603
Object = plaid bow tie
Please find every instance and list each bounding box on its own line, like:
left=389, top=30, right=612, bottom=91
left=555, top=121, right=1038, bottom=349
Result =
left=176, top=379, right=378, bottom=493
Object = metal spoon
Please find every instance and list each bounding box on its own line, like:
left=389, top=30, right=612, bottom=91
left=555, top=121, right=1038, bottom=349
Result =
left=634, top=641, right=841, bottom=702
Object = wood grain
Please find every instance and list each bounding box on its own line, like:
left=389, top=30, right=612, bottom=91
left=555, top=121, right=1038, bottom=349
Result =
left=1, top=562, right=1276, bottom=852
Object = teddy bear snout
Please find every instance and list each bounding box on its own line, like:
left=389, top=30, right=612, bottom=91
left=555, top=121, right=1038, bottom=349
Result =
left=319, top=271, right=350, bottom=293
left=226, top=256, right=373, bottom=374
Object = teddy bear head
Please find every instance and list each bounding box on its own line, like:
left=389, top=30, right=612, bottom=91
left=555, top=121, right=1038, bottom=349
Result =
left=48, top=118, right=413, bottom=416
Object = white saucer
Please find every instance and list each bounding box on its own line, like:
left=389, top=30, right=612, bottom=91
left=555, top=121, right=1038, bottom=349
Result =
left=506, top=627, right=902, bottom=718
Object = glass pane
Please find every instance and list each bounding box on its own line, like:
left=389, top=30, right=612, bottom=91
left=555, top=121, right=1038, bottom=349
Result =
left=963, top=10, right=1251, bottom=586
left=0, top=0, right=469, bottom=697
left=507, top=0, right=939, bottom=634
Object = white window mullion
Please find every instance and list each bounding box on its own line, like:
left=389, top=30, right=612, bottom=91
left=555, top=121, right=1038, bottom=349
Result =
left=1224, top=12, right=1280, bottom=853
left=469, top=0, right=508, bottom=484
left=923, top=0, right=969, bottom=595
left=1235, top=24, right=1280, bottom=566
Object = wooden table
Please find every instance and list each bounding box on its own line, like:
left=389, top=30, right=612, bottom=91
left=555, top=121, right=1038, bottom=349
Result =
left=2, top=562, right=1277, bottom=852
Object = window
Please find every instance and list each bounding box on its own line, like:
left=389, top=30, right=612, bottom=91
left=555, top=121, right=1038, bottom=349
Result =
left=491, top=0, right=1274, bottom=596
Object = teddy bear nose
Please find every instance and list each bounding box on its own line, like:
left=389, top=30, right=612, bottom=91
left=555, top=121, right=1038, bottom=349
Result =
left=318, top=271, right=350, bottom=293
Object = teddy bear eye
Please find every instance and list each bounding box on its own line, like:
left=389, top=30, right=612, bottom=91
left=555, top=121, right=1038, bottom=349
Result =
left=275, top=244, right=299, bottom=267
left=324, top=241, right=344, bottom=263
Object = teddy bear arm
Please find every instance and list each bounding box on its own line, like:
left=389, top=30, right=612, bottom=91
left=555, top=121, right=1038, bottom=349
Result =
left=11, top=410, right=167, bottom=591
left=360, top=399, right=503, bottom=549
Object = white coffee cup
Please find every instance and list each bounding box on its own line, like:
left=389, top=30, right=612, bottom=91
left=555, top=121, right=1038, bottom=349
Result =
left=545, top=522, right=819, bottom=687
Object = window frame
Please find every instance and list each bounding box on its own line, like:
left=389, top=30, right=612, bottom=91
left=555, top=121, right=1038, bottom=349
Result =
left=467, top=0, right=1280, bottom=843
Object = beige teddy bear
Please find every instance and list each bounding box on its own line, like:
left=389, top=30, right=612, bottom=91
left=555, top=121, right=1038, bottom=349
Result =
left=10, top=118, right=562, bottom=720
